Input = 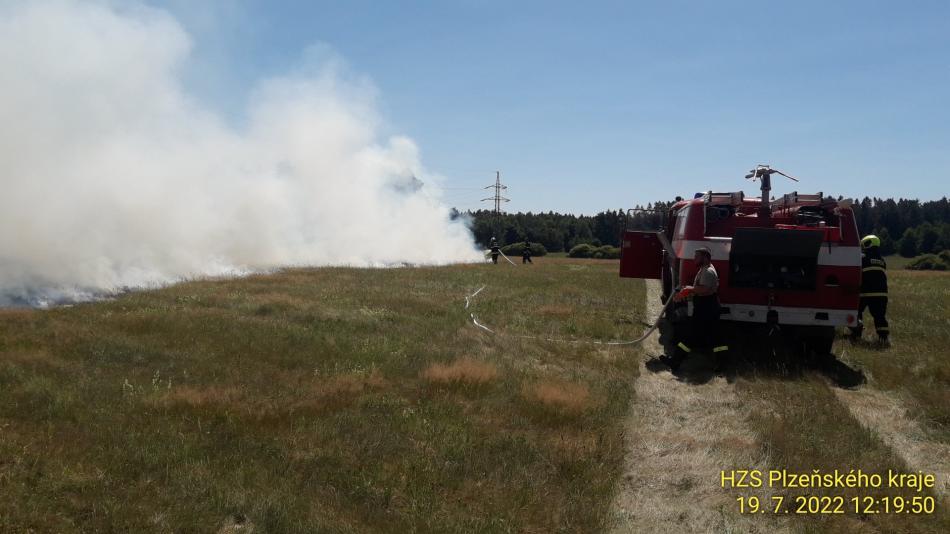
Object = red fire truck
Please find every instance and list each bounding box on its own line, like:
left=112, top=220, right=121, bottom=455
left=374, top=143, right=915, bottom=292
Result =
left=620, top=166, right=862, bottom=356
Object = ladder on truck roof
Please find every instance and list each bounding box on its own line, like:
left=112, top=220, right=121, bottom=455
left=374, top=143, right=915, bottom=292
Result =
left=702, top=191, right=744, bottom=206
left=772, top=191, right=828, bottom=211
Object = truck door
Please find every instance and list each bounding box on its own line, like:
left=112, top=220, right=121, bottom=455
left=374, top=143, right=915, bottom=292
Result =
left=620, top=230, right=663, bottom=279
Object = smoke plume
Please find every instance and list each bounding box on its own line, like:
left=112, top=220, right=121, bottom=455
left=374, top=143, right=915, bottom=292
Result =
left=0, top=1, right=481, bottom=306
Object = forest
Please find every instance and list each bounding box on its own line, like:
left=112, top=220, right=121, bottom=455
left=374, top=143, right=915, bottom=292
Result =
left=459, top=197, right=950, bottom=257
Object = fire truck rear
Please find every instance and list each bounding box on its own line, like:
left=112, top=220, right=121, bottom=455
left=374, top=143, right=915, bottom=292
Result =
left=620, top=166, right=862, bottom=356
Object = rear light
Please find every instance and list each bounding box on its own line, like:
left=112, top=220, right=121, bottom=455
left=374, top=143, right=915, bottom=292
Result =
left=847, top=314, right=855, bottom=324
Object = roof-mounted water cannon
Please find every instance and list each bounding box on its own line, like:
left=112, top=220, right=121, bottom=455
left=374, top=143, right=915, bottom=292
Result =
left=745, top=164, right=800, bottom=218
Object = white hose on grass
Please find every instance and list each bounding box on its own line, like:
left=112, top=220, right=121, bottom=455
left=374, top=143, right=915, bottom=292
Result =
left=464, top=285, right=675, bottom=346
left=499, top=250, right=518, bottom=266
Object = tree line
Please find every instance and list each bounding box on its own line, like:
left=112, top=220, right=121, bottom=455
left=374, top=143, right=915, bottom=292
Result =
left=457, top=196, right=950, bottom=257
left=456, top=201, right=672, bottom=253
left=851, top=197, right=950, bottom=256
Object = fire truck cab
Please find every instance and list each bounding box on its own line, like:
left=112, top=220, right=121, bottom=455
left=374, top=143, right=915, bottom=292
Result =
left=620, top=166, right=862, bottom=356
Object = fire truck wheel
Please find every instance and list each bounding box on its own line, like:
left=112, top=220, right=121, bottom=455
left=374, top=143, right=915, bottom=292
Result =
left=657, top=315, right=678, bottom=357
left=660, top=260, right=673, bottom=303
left=803, top=327, right=835, bottom=356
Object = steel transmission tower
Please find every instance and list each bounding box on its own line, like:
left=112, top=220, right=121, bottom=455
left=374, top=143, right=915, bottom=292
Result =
left=481, top=171, right=509, bottom=214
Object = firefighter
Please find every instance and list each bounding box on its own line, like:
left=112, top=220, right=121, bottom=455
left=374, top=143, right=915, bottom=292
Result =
left=522, top=240, right=533, bottom=264
left=489, top=237, right=500, bottom=264
left=665, top=246, right=729, bottom=373
left=850, top=234, right=889, bottom=344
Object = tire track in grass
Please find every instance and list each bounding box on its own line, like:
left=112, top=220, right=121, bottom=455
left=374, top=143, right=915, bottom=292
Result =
left=740, top=374, right=950, bottom=533
left=609, top=280, right=790, bottom=533
left=831, top=375, right=950, bottom=497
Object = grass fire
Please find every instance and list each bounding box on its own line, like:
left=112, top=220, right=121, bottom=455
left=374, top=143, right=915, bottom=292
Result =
left=2, top=1, right=949, bottom=533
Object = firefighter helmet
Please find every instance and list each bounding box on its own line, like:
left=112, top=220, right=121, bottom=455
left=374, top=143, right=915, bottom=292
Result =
left=861, top=235, right=881, bottom=249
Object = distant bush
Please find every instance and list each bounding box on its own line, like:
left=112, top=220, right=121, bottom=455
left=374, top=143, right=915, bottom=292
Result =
left=899, top=228, right=919, bottom=257
left=569, top=244, right=620, bottom=259
left=568, top=244, right=596, bottom=258
left=501, top=242, right=547, bottom=257
left=906, top=253, right=949, bottom=271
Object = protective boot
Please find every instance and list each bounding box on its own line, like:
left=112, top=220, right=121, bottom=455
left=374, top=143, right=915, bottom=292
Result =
left=712, top=344, right=730, bottom=374
left=876, top=328, right=890, bottom=347
left=664, top=342, right=691, bottom=373
left=849, top=320, right=864, bottom=341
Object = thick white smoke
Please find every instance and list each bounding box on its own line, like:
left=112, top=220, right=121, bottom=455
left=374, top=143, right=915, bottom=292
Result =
left=0, top=1, right=481, bottom=306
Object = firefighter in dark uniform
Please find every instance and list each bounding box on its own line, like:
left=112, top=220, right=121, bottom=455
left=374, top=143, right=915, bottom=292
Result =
left=522, top=240, right=533, bottom=264
left=850, top=234, right=889, bottom=344
left=665, top=247, right=729, bottom=372
left=489, top=237, right=500, bottom=264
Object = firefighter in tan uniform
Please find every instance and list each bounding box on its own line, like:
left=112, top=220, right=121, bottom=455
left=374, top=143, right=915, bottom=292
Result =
left=850, top=234, right=889, bottom=344
left=665, top=246, right=729, bottom=373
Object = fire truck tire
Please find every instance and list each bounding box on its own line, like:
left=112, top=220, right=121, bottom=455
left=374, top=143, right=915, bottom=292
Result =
left=802, top=326, right=835, bottom=356
left=657, top=315, right=678, bottom=357
left=660, top=258, right=673, bottom=303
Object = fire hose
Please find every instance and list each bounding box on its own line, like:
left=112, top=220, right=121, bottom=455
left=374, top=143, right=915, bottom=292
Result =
left=464, top=285, right=676, bottom=346
left=486, top=249, right=518, bottom=266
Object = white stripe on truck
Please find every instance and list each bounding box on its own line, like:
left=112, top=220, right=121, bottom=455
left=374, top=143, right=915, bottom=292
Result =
left=675, top=239, right=860, bottom=267
left=719, top=303, right=855, bottom=327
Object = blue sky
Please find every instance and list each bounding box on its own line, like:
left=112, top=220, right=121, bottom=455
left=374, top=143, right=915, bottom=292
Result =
left=151, top=0, right=949, bottom=214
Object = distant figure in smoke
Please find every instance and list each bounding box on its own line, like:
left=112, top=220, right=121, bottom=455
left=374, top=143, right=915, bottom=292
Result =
left=490, top=237, right=500, bottom=264
left=522, top=240, right=533, bottom=264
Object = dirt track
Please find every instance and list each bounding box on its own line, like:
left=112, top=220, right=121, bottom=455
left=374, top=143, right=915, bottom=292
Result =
left=609, top=279, right=790, bottom=533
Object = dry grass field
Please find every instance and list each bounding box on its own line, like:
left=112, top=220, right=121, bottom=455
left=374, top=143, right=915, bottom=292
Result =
left=0, top=258, right=948, bottom=533
left=0, top=258, right=643, bottom=532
